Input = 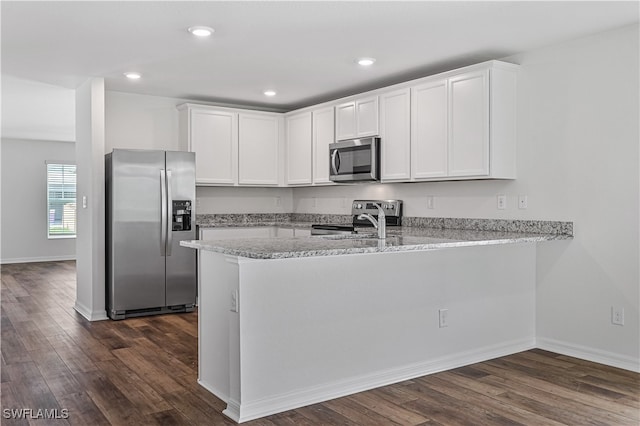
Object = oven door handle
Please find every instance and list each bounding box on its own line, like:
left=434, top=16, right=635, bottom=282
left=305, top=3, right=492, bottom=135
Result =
left=330, top=149, right=340, bottom=175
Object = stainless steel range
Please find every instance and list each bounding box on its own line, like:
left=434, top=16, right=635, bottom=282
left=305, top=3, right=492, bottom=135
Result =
left=311, top=200, right=403, bottom=235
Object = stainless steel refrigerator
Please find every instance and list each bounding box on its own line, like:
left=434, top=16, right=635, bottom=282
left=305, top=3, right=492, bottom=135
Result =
left=106, top=149, right=196, bottom=320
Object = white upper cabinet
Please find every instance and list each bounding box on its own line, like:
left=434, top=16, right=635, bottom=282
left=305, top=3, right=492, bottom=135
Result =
left=448, top=69, right=490, bottom=177
left=312, top=106, right=335, bottom=185
left=178, top=106, right=238, bottom=185
left=179, top=104, right=283, bottom=186
left=335, top=96, right=379, bottom=140
left=409, top=61, right=517, bottom=181
left=411, top=79, right=448, bottom=179
left=238, top=112, right=282, bottom=186
left=356, top=96, right=379, bottom=137
left=285, top=111, right=312, bottom=185
left=179, top=60, right=516, bottom=188
left=380, top=88, right=411, bottom=182
left=335, top=102, right=356, bottom=141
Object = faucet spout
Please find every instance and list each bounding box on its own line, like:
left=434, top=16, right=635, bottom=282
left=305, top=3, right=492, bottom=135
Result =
left=357, top=213, right=378, bottom=229
left=357, top=203, right=386, bottom=239
left=375, top=203, right=386, bottom=239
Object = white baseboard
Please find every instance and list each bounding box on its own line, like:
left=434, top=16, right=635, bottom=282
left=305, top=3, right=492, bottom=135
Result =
left=232, top=337, right=535, bottom=423
left=537, top=337, right=640, bottom=373
left=74, top=300, right=108, bottom=322
left=1, top=255, right=76, bottom=264
left=197, top=379, right=229, bottom=404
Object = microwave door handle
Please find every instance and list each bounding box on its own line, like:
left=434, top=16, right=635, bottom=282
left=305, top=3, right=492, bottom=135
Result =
left=331, top=149, right=340, bottom=175
left=331, top=150, right=341, bottom=175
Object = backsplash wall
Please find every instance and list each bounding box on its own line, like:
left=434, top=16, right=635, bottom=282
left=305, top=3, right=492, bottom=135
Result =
left=291, top=180, right=531, bottom=219
left=196, top=186, right=294, bottom=214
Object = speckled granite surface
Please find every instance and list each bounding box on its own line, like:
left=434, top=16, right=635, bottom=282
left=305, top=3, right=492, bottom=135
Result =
left=197, top=213, right=294, bottom=227
left=182, top=221, right=572, bottom=259
left=401, top=217, right=573, bottom=235
left=196, top=213, right=572, bottom=235
left=197, top=213, right=353, bottom=227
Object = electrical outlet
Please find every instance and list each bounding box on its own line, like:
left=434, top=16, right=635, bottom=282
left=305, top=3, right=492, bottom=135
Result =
left=275, top=196, right=281, bottom=206
left=497, top=194, right=507, bottom=210
left=427, top=196, right=435, bottom=210
left=438, top=308, right=449, bottom=328
left=518, top=195, right=528, bottom=209
left=230, top=290, right=239, bottom=313
left=612, top=306, right=624, bottom=326
left=312, top=197, right=317, bottom=208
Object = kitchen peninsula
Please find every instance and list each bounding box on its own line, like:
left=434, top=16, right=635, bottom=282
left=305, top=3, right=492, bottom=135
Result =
left=181, top=218, right=572, bottom=423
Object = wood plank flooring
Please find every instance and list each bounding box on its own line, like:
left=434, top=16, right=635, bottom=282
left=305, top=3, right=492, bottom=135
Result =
left=1, top=261, right=638, bottom=425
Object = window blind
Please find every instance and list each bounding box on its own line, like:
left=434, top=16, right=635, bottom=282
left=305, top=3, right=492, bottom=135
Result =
left=47, top=163, right=77, bottom=238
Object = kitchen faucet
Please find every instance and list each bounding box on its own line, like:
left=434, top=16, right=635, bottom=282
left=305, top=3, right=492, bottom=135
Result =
left=357, top=203, right=386, bottom=239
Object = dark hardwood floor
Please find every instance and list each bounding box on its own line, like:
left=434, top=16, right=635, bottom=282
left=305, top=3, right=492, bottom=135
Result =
left=1, top=261, right=638, bottom=425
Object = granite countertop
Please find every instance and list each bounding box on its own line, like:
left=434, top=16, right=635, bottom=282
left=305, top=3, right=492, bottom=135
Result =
left=198, top=221, right=315, bottom=230
left=180, top=226, right=572, bottom=260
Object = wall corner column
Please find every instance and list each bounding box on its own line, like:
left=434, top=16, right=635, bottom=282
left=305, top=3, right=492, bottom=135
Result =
left=74, top=78, right=107, bottom=321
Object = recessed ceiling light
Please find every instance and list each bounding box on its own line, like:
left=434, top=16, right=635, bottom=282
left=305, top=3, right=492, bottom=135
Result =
left=357, top=57, right=376, bottom=66
left=124, top=72, right=141, bottom=80
left=264, top=90, right=276, bottom=97
left=188, top=26, right=215, bottom=37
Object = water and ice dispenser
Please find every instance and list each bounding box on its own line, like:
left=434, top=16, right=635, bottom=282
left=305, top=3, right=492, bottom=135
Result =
left=172, top=200, right=192, bottom=231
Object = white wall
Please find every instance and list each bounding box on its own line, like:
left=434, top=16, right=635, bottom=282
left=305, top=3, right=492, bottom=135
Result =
left=196, top=186, right=293, bottom=214
left=525, top=25, right=639, bottom=370
left=105, top=91, right=186, bottom=152
left=1, top=75, right=75, bottom=142
left=293, top=24, right=640, bottom=369
left=74, top=78, right=107, bottom=321
left=0, top=138, right=76, bottom=263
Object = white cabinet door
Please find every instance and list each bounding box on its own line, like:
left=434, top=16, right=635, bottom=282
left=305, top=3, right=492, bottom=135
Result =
left=448, top=70, right=490, bottom=177
left=184, top=108, right=238, bottom=185
left=238, top=113, right=281, bottom=185
left=293, top=228, right=311, bottom=237
left=380, top=89, right=411, bottom=181
left=335, top=102, right=356, bottom=140
left=200, top=226, right=309, bottom=239
left=273, top=227, right=295, bottom=238
left=285, top=112, right=312, bottom=185
left=200, top=227, right=273, bottom=240
left=312, top=106, right=335, bottom=185
left=356, top=96, right=379, bottom=137
left=411, top=79, right=448, bottom=179
left=335, top=96, right=379, bottom=140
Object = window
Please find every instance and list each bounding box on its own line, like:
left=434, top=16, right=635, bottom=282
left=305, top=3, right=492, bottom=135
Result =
left=47, top=163, right=76, bottom=238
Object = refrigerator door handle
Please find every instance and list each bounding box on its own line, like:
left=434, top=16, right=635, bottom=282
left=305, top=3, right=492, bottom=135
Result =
left=160, top=169, right=167, bottom=256
left=166, top=170, right=173, bottom=256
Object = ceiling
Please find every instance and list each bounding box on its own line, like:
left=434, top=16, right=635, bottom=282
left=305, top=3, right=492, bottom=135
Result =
left=2, top=1, right=638, bottom=112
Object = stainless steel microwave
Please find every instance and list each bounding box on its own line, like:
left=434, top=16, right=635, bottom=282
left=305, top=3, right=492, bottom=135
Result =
left=329, top=137, right=380, bottom=182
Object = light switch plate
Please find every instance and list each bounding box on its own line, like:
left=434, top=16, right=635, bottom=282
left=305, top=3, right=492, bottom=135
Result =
left=427, top=196, right=435, bottom=209
left=230, top=290, right=239, bottom=313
